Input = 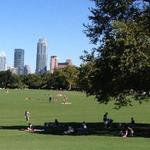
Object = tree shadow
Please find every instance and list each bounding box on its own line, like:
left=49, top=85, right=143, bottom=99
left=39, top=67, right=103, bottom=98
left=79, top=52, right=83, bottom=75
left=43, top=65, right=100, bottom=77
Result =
left=0, top=122, right=149, bottom=138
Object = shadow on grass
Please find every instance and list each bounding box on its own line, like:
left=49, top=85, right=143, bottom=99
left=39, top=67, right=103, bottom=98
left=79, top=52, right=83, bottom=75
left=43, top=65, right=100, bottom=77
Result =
left=0, top=122, right=149, bottom=138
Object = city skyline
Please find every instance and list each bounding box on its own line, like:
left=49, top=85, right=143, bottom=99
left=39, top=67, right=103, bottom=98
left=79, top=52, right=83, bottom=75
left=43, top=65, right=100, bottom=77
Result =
left=0, top=44, right=73, bottom=74
left=0, top=0, right=94, bottom=72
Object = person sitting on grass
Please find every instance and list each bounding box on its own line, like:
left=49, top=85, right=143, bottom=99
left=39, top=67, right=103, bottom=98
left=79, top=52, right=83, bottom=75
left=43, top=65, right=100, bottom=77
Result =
left=26, top=123, right=34, bottom=132
left=105, top=118, right=113, bottom=128
left=77, top=121, right=88, bottom=134
left=52, top=119, right=60, bottom=128
left=64, top=126, right=74, bottom=134
left=103, top=112, right=113, bottom=128
left=120, top=124, right=134, bottom=137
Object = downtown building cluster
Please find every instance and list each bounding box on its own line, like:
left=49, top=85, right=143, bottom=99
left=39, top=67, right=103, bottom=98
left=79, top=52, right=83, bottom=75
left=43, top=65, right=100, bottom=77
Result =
left=0, top=38, right=72, bottom=75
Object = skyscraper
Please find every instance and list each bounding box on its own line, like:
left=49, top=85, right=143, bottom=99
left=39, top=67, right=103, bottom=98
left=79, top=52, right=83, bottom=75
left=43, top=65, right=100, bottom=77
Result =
left=0, top=52, right=6, bottom=71
left=14, top=49, right=24, bottom=75
left=50, top=56, right=58, bottom=74
left=36, top=39, right=48, bottom=74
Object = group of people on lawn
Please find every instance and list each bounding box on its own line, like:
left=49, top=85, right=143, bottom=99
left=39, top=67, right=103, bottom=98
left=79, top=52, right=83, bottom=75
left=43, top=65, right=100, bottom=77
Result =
left=24, top=110, right=135, bottom=137
left=103, top=112, right=135, bottom=137
left=44, top=119, right=88, bottom=135
left=24, top=112, right=88, bottom=134
left=49, top=94, right=68, bottom=104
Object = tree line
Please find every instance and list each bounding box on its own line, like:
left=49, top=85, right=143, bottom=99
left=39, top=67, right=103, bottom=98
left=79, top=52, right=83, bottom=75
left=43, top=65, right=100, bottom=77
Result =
left=0, top=65, right=83, bottom=90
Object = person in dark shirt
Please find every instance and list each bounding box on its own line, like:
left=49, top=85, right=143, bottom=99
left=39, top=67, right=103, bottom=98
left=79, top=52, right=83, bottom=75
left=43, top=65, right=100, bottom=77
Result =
left=130, top=117, right=135, bottom=128
left=103, top=112, right=108, bottom=122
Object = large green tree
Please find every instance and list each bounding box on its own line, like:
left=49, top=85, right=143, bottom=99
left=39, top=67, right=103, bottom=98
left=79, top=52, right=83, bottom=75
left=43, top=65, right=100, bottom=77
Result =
left=62, top=65, right=79, bottom=90
left=0, top=70, right=25, bottom=89
left=50, top=65, right=79, bottom=90
left=0, top=70, right=12, bottom=88
left=51, top=69, right=68, bottom=90
left=83, top=0, right=150, bottom=107
left=23, top=74, right=42, bottom=89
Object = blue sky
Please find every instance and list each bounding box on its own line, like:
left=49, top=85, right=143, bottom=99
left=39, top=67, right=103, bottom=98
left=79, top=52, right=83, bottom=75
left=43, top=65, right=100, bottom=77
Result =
left=0, top=0, right=94, bottom=72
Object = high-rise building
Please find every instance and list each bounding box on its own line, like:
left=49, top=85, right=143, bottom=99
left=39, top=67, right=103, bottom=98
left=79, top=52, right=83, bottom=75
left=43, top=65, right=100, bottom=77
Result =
left=36, top=39, right=48, bottom=74
left=0, top=52, right=7, bottom=71
left=50, top=56, right=58, bottom=74
left=14, top=49, right=24, bottom=75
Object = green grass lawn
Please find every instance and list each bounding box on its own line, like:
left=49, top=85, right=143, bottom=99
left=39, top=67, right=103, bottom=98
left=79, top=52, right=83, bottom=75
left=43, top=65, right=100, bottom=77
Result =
left=0, top=89, right=149, bottom=150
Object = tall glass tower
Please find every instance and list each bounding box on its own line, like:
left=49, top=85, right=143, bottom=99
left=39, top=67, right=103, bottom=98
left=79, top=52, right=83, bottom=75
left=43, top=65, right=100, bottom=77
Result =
left=14, top=49, right=24, bottom=75
left=36, top=39, right=48, bottom=74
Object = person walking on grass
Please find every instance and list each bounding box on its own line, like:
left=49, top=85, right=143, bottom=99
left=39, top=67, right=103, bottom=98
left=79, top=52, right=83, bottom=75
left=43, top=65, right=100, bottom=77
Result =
left=24, top=111, right=31, bottom=121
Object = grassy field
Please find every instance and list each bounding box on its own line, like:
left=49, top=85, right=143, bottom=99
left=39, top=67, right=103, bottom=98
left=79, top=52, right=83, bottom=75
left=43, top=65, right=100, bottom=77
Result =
left=0, top=89, right=149, bottom=150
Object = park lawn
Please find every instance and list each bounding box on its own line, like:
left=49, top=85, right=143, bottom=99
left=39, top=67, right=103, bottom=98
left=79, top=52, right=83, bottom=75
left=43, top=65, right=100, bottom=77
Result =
left=0, top=131, right=149, bottom=150
left=0, top=89, right=149, bottom=150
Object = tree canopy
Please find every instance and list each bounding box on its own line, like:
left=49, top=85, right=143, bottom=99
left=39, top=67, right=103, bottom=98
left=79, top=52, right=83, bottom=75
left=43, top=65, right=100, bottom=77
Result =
left=0, top=65, right=79, bottom=91
left=83, top=0, right=150, bottom=107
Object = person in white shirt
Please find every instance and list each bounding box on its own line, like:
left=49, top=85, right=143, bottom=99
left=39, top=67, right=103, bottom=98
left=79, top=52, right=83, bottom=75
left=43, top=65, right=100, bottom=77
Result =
left=24, top=111, right=30, bottom=121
